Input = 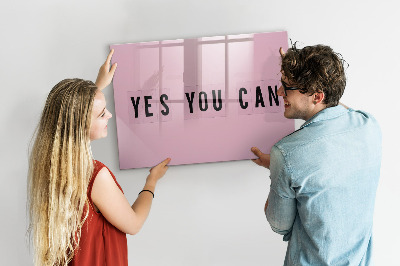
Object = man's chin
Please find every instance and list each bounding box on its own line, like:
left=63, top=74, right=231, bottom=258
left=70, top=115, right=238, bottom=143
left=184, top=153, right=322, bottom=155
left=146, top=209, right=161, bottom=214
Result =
left=283, top=111, right=293, bottom=119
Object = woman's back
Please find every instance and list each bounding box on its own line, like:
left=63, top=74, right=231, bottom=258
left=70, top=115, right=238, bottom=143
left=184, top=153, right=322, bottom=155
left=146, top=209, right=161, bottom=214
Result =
left=69, top=160, right=127, bottom=266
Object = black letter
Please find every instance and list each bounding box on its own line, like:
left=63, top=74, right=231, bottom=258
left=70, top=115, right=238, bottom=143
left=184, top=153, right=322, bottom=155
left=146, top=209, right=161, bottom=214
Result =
left=268, top=85, right=279, bottom=106
left=130, top=97, right=140, bottom=118
left=239, top=88, right=248, bottom=109
left=212, top=90, right=222, bottom=111
left=160, top=94, right=169, bottom=116
left=199, top=91, right=208, bottom=111
left=255, top=86, right=265, bottom=108
left=144, top=96, right=153, bottom=117
left=185, top=92, right=195, bottom=113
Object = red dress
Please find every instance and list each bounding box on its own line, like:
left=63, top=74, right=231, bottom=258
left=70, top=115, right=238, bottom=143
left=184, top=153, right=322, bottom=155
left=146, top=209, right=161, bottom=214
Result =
left=69, top=160, right=128, bottom=266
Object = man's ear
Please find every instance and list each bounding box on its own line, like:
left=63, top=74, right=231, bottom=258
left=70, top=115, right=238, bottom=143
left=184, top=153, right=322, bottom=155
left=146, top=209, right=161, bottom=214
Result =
left=313, top=92, right=325, bottom=105
left=279, top=47, right=285, bottom=57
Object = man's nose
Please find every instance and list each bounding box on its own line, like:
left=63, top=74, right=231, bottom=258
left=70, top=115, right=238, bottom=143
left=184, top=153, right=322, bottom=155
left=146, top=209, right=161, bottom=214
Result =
left=277, top=85, right=285, bottom=97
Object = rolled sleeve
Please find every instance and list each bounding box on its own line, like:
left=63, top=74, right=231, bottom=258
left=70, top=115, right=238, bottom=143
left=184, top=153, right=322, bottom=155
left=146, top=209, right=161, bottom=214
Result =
left=266, top=146, right=297, bottom=241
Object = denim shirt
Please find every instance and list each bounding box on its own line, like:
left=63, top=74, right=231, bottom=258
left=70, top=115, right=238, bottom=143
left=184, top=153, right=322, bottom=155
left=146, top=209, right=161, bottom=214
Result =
left=266, top=105, right=382, bottom=266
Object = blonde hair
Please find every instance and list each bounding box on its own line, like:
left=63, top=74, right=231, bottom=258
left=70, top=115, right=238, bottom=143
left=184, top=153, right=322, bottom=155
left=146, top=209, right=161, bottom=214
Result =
left=28, top=79, right=98, bottom=265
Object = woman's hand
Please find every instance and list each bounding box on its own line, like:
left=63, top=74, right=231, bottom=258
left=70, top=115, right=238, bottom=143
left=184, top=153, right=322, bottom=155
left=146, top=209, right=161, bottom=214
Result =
left=251, top=147, right=271, bottom=169
left=95, top=49, right=117, bottom=90
left=146, top=158, right=171, bottom=186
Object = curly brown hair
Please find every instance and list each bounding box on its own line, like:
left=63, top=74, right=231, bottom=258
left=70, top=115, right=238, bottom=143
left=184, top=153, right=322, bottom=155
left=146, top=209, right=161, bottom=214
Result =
left=281, top=43, right=348, bottom=107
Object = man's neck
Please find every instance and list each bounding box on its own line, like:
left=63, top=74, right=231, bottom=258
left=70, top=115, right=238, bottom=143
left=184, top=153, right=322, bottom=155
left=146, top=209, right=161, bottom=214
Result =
left=304, top=104, right=327, bottom=121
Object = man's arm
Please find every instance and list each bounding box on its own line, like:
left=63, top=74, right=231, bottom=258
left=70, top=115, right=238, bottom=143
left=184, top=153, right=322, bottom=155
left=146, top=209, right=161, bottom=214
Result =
left=265, top=146, right=297, bottom=240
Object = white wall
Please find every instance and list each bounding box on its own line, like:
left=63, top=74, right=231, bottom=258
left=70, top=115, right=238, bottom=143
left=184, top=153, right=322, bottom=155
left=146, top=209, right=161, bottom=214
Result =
left=1, top=0, right=398, bottom=265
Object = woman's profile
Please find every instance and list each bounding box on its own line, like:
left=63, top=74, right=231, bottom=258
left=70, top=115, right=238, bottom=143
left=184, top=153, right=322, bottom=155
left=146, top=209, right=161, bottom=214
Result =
left=27, top=50, right=170, bottom=266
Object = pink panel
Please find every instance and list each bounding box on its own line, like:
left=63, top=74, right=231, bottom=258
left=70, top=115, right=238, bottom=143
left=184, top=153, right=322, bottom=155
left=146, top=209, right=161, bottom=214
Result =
left=110, top=31, right=294, bottom=169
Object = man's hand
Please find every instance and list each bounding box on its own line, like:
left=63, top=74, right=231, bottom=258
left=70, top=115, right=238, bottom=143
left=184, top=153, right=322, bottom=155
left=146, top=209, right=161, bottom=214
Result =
left=95, top=49, right=117, bottom=90
left=251, top=147, right=271, bottom=169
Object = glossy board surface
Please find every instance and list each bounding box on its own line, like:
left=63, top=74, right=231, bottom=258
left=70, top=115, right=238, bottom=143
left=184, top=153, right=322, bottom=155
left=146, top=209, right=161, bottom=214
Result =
left=111, top=31, right=294, bottom=169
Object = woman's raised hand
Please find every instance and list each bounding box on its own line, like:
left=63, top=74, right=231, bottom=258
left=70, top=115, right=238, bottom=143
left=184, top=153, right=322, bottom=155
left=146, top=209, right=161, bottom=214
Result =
left=95, top=49, right=117, bottom=90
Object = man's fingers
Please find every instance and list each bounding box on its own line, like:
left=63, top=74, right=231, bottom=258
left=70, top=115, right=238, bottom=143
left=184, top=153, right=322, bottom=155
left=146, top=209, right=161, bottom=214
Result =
left=251, top=158, right=262, bottom=166
left=279, top=47, right=285, bottom=57
left=251, top=147, right=263, bottom=157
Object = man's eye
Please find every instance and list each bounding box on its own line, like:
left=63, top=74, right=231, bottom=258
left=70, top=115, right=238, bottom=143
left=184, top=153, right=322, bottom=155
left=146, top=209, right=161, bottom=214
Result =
left=101, top=112, right=105, bottom=117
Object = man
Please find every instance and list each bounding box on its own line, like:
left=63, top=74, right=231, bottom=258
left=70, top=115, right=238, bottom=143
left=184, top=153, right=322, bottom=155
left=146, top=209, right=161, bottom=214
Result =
left=251, top=44, right=381, bottom=265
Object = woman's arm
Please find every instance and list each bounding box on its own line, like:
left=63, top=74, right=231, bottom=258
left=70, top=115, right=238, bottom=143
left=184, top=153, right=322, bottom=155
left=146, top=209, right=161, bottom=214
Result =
left=91, top=158, right=171, bottom=235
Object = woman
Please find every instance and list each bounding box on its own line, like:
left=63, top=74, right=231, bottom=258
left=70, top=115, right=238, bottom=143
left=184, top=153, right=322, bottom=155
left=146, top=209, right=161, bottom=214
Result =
left=27, top=50, right=170, bottom=266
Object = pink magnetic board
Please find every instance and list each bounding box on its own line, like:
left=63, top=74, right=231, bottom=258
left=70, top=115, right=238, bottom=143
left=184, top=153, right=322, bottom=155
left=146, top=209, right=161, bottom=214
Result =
left=110, top=31, right=294, bottom=169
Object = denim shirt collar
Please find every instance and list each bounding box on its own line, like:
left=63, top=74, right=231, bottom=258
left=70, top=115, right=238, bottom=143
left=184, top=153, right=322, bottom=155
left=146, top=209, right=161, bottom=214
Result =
left=300, top=105, right=349, bottom=129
